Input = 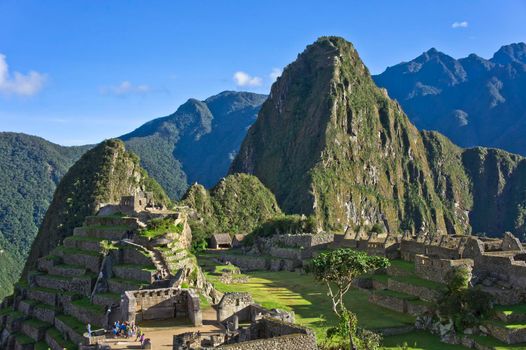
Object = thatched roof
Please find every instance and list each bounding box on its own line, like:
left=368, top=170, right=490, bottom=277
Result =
left=212, top=233, right=232, bottom=245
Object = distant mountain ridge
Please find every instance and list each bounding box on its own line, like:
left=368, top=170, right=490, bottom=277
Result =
left=373, top=43, right=526, bottom=156
left=0, top=132, right=90, bottom=299
left=120, top=91, right=267, bottom=198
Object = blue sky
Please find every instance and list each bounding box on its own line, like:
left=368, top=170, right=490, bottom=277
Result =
left=1, top=1, right=525, bottom=145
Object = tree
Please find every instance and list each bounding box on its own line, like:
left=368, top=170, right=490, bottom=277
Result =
left=437, top=266, right=493, bottom=332
left=309, top=248, right=389, bottom=349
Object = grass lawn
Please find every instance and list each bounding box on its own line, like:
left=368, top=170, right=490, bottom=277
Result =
left=199, top=255, right=414, bottom=339
left=382, top=331, right=468, bottom=349
left=495, top=304, right=526, bottom=316
left=390, top=274, right=445, bottom=290
left=470, top=335, right=526, bottom=350
left=389, top=260, right=416, bottom=273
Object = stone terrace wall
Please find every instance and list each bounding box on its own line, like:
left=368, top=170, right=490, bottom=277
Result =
left=216, top=334, right=317, bottom=350
left=414, top=254, right=474, bottom=283
left=400, top=240, right=426, bottom=261
left=270, top=233, right=334, bottom=248
left=476, top=254, right=526, bottom=290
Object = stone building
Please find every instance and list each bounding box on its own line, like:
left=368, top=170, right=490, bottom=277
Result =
left=122, top=287, right=202, bottom=326
left=210, top=234, right=233, bottom=249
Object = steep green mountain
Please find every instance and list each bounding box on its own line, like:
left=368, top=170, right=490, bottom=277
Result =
left=182, top=173, right=282, bottom=238
left=121, top=91, right=267, bottom=199
left=23, top=139, right=170, bottom=274
left=230, top=36, right=526, bottom=238
left=0, top=132, right=89, bottom=299
left=373, top=43, right=526, bottom=156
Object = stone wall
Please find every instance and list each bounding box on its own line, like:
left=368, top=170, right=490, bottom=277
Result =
left=217, top=293, right=254, bottom=323
left=270, top=233, right=334, bottom=249
left=122, top=287, right=202, bottom=326
left=220, top=254, right=268, bottom=271
left=387, top=278, right=440, bottom=302
left=400, top=240, right=426, bottom=261
left=113, top=265, right=154, bottom=283
left=216, top=334, right=317, bottom=350
left=414, top=255, right=474, bottom=283
left=217, top=317, right=317, bottom=350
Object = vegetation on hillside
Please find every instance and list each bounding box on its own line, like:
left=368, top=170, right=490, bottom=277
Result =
left=0, top=132, right=89, bottom=300
left=230, top=36, right=526, bottom=238
left=182, top=173, right=282, bottom=243
left=23, top=139, right=170, bottom=275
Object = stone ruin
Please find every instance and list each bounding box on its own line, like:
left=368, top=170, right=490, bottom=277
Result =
left=122, top=287, right=202, bottom=326
left=218, top=232, right=334, bottom=272
left=173, top=292, right=315, bottom=350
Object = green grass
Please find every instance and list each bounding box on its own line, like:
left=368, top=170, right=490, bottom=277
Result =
left=389, top=259, right=416, bottom=273
left=115, top=263, right=156, bottom=273
left=140, top=222, right=183, bottom=240
left=390, top=275, right=445, bottom=290
left=7, top=310, right=27, bottom=319
left=470, top=335, right=526, bottom=350
left=203, top=264, right=414, bottom=339
left=366, top=273, right=390, bottom=284
left=71, top=297, right=104, bottom=314
left=381, top=331, right=468, bottom=349
left=488, top=320, right=526, bottom=330
left=14, top=333, right=35, bottom=345
left=58, top=246, right=101, bottom=257
left=109, top=277, right=149, bottom=289
left=56, top=314, right=88, bottom=334
left=66, top=235, right=105, bottom=243
left=495, top=304, right=526, bottom=316
left=374, top=289, right=419, bottom=301
left=23, top=318, right=52, bottom=330
left=95, top=292, right=121, bottom=302
left=35, top=341, right=50, bottom=350
left=47, top=327, right=78, bottom=349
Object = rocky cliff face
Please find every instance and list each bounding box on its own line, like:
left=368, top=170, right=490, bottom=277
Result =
left=231, top=37, right=526, bottom=238
left=23, top=139, right=170, bottom=274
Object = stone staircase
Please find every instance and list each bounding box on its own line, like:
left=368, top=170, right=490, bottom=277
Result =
left=0, top=214, right=157, bottom=350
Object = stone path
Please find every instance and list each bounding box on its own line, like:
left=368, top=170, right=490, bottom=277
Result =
left=104, top=308, right=222, bottom=349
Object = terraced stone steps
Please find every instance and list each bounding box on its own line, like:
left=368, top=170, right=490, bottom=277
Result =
left=64, top=298, right=105, bottom=329
left=63, top=236, right=105, bottom=251
left=32, top=303, right=57, bottom=324
left=21, top=318, right=52, bottom=342
left=48, top=264, right=87, bottom=278
left=54, top=314, right=86, bottom=346
left=112, top=264, right=156, bottom=283
left=54, top=246, right=102, bottom=273
left=108, top=277, right=149, bottom=294
left=45, top=327, right=78, bottom=350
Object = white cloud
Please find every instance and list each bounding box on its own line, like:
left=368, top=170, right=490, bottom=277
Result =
left=100, top=81, right=151, bottom=96
left=0, top=54, right=46, bottom=96
left=269, top=68, right=282, bottom=82
left=233, top=71, right=262, bottom=87
left=451, top=21, right=469, bottom=29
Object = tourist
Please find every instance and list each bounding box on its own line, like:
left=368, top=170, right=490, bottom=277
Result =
left=139, top=333, right=145, bottom=345
left=135, top=327, right=142, bottom=341
left=87, top=323, right=92, bottom=338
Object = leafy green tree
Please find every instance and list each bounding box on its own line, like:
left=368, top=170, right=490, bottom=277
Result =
left=309, top=248, right=389, bottom=349
left=438, top=266, right=494, bottom=331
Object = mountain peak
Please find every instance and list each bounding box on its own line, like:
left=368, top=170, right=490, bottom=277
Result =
left=492, top=42, right=526, bottom=65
